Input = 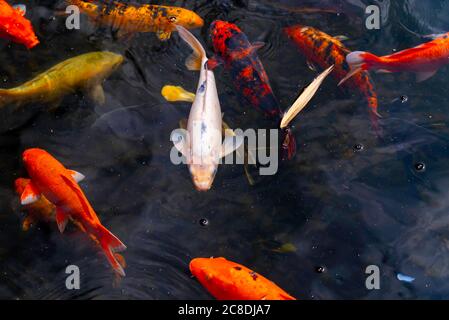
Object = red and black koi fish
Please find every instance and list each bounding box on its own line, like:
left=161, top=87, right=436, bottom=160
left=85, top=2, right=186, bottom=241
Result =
left=284, top=25, right=380, bottom=130
left=209, top=20, right=296, bottom=161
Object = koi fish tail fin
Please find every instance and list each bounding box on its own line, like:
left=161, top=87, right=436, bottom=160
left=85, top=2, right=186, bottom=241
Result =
left=281, top=127, right=296, bottom=161
left=339, top=51, right=382, bottom=86
left=96, top=224, right=127, bottom=277
left=175, top=25, right=206, bottom=71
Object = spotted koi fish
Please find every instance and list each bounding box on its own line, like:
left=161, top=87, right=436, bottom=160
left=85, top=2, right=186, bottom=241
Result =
left=284, top=25, right=380, bottom=127
left=209, top=20, right=296, bottom=161
left=190, top=257, right=296, bottom=300
left=67, top=0, right=204, bottom=41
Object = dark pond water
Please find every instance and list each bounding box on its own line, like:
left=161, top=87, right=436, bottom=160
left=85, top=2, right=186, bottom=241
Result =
left=1, top=0, right=449, bottom=299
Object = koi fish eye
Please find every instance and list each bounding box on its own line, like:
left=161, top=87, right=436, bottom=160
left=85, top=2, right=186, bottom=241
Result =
left=168, top=16, right=177, bottom=23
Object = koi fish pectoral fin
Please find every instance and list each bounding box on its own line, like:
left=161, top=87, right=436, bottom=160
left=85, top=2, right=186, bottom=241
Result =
left=55, top=207, right=69, bottom=233
left=87, top=84, right=106, bottom=105
left=220, top=135, right=244, bottom=159
left=338, top=66, right=362, bottom=86
left=20, top=181, right=41, bottom=205
left=67, top=170, right=85, bottom=183
left=416, top=69, right=439, bottom=82
left=156, top=31, right=172, bottom=41
left=207, top=57, right=224, bottom=70
left=179, top=118, right=188, bottom=130
left=171, top=129, right=190, bottom=159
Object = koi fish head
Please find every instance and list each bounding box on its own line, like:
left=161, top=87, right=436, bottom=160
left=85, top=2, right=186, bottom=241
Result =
left=166, top=7, right=204, bottom=30
left=190, top=257, right=231, bottom=294
left=86, top=52, right=124, bottom=75
left=190, top=257, right=257, bottom=300
left=283, top=25, right=308, bottom=41
left=22, top=148, right=49, bottom=174
left=209, top=20, right=242, bottom=57
left=190, top=257, right=230, bottom=277
left=189, top=164, right=218, bottom=192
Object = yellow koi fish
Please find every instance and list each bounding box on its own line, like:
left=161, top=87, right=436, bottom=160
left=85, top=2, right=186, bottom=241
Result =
left=68, top=0, right=204, bottom=41
left=0, top=51, right=124, bottom=109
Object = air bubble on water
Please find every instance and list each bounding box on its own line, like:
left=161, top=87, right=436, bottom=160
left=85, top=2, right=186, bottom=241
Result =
left=315, top=266, right=326, bottom=273
left=353, top=143, right=364, bottom=152
left=414, top=162, right=426, bottom=172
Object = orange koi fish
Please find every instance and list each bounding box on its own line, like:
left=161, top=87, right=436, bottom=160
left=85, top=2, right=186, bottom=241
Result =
left=15, top=178, right=127, bottom=275
left=342, top=32, right=449, bottom=83
left=67, top=0, right=204, bottom=41
left=20, top=148, right=127, bottom=276
left=190, top=257, right=296, bottom=300
left=284, top=25, right=380, bottom=124
left=0, top=1, right=39, bottom=49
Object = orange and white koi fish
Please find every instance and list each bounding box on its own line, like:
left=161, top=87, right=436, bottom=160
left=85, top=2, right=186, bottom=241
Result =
left=0, top=2, right=39, bottom=49
left=190, top=257, right=296, bottom=300
left=67, top=0, right=204, bottom=41
left=15, top=177, right=127, bottom=275
left=171, top=26, right=242, bottom=191
left=341, top=32, right=449, bottom=83
left=20, top=148, right=127, bottom=276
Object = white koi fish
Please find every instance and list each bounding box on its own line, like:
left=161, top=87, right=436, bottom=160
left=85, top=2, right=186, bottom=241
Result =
left=171, top=25, right=242, bottom=191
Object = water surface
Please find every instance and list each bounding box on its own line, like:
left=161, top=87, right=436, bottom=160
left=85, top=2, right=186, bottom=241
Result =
left=1, top=0, right=449, bottom=299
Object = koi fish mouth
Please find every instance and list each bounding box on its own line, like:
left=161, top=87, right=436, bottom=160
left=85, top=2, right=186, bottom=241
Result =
left=190, top=164, right=218, bottom=192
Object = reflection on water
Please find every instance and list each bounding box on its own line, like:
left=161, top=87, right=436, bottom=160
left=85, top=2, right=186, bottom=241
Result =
left=1, top=0, right=449, bottom=299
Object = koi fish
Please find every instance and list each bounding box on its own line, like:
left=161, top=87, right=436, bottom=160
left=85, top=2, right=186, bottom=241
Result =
left=190, top=257, right=296, bottom=300
left=0, top=51, right=123, bottom=110
left=209, top=20, right=296, bottom=160
left=341, top=32, right=449, bottom=83
left=209, top=21, right=331, bottom=160
left=0, top=1, right=39, bottom=49
left=14, top=177, right=127, bottom=276
left=67, top=0, right=204, bottom=41
left=20, top=148, right=127, bottom=276
left=284, top=25, right=380, bottom=123
left=171, top=26, right=242, bottom=191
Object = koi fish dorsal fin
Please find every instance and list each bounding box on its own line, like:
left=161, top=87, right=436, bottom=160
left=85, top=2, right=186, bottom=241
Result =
left=60, top=174, right=95, bottom=221
left=20, top=180, right=41, bottom=205
left=176, top=25, right=206, bottom=71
